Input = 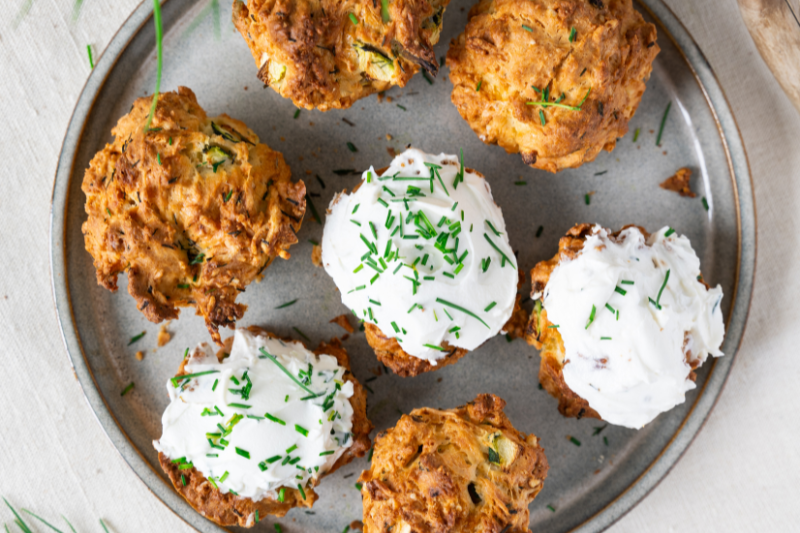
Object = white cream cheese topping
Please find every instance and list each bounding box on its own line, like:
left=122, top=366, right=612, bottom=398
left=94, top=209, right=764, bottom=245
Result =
left=322, top=148, right=518, bottom=363
left=541, top=225, right=725, bottom=429
left=154, top=329, right=354, bottom=501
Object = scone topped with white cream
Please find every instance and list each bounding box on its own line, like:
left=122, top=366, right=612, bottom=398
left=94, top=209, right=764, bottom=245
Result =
left=154, top=327, right=371, bottom=527
left=526, top=223, right=725, bottom=429
left=322, top=148, right=522, bottom=377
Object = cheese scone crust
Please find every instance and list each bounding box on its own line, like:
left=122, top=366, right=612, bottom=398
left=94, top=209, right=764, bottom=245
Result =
left=359, top=393, right=548, bottom=533
left=81, top=87, right=306, bottom=344
left=233, top=0, right=451, bottom=111
left=447, top=0, right=659, bottom=172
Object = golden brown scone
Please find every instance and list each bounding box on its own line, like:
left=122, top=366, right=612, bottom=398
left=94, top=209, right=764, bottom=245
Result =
left=364, top=268, right=529, bottom=377
left=233, top=0, right=451, bottom=111
left=81, top=87, right=306, bottom=344
left=525, top=223, right=643, bottom=420
left=447, top=0, right=659, bottom=172
left=359, top=394, right=548, bottom=533
left=159, top=326, right=372, bottom=527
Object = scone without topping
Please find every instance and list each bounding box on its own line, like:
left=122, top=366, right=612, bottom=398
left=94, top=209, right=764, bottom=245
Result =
left=359, top=394, right=548, bottom=533
left=81, top=87, right=306, bottom=344
left=157, top=326, right=372, bottom=527
left=233, top=0, right=451, bottom=111
left=447, top=0, right=659, bottom=172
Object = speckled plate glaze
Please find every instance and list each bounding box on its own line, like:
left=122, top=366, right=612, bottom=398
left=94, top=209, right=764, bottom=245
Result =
left=51, top=0, right=755, bottom=531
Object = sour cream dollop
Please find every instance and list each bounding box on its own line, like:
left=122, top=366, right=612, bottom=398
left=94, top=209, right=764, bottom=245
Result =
left=541, top=225, right=725, bottom=429
left=322, top=149, right=518, bottom=363
left=154, top=329, right=355, bottom=501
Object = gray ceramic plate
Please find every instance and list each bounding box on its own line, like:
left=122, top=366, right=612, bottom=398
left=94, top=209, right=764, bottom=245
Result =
left=51, top=0, right=755, bottom=531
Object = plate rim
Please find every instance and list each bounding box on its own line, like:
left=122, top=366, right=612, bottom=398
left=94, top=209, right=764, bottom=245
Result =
left=48, top=1, right=757, bottom=532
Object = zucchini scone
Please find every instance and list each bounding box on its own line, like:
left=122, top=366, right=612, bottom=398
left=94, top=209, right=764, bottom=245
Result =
left=447, top=0, right=659, bottom=172
left=232, top=0, right=451, bottom=111
left=155, top=326, right=372, bottom=527
left=81, top=87, right=306, bottom=344
left=526, top=224, right=725, bottom=428
left=321, top=149, right=525, bottom=377
left=359, top=394, right=548, bottom=533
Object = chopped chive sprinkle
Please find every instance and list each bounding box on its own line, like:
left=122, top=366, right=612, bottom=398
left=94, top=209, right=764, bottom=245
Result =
left=320, top=450, right=335, bottom=456
left=664, top=227, right=676, bottom=237
left=349, top=13, right=358, bottom=24
left=633, top=127, right=641, bottom=142
left=585, top=304, right=597, bottom=329
left=278, top=487, right=285, bottom=502
left=585, top=193, right=591, bottom=205
left=600, top=336, right=612, bottom=340
left=656, top=269, right=671, bottom=307
left=615, top=286, right=627, bottom=296
left=347, top=141, right=358, bottom=152
left=486, top=220, right=502, bottom=236
left=295, top=424, right=310, bottom=437
left=259, top=347, right=317, bottom=395
left=424, top=343, right=446, bottom=351
left=547, top=505, right=556, bottom=512
left=539, top=109, right=546, bottom=126
left=547, top=324, right=560, bottom=328
left=352, top=203, right=360, bottom=214
left=483, top=233, right=515, bottom=268
left=604, top=436, right=609, bottom=446
left=522, top=24, right=533, bottom=32
left=298, top=484, right=307, bottom=500
left=476, top=80, right=482, bottom=91
left=569, top=436, right=581, bottom=446
left=121, top=382, right=135, bottom=396
left=228, top=403, right=251, bottom=409
left=656, top=102, right=671, bottom=146
left=702, top=197, right=709, bottom=211
left=605, top=303, right=616, bottom=314
left=569, top=26, right=576, bottom=42
left=306, top=193, right=322, bottom=223
left=170, top=370, right=219, bottom=387
left=276, top=298, right=298, bottom=309
left=128, top=331, right=146, bottom=345
left=265, top=413, right=286, bottom=425
left=286, top=444, right=298, bottom=454
left=620, top=280, right=634, bottom=285
left=235, top=447, right=251, bottom=459
left=515, top=180, right=527, bottom=185
left=484, top=301, right=497, bottom=312
left=593, top=424, right=608, bottom=436
left=436, top=298, right=490, bottom=328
